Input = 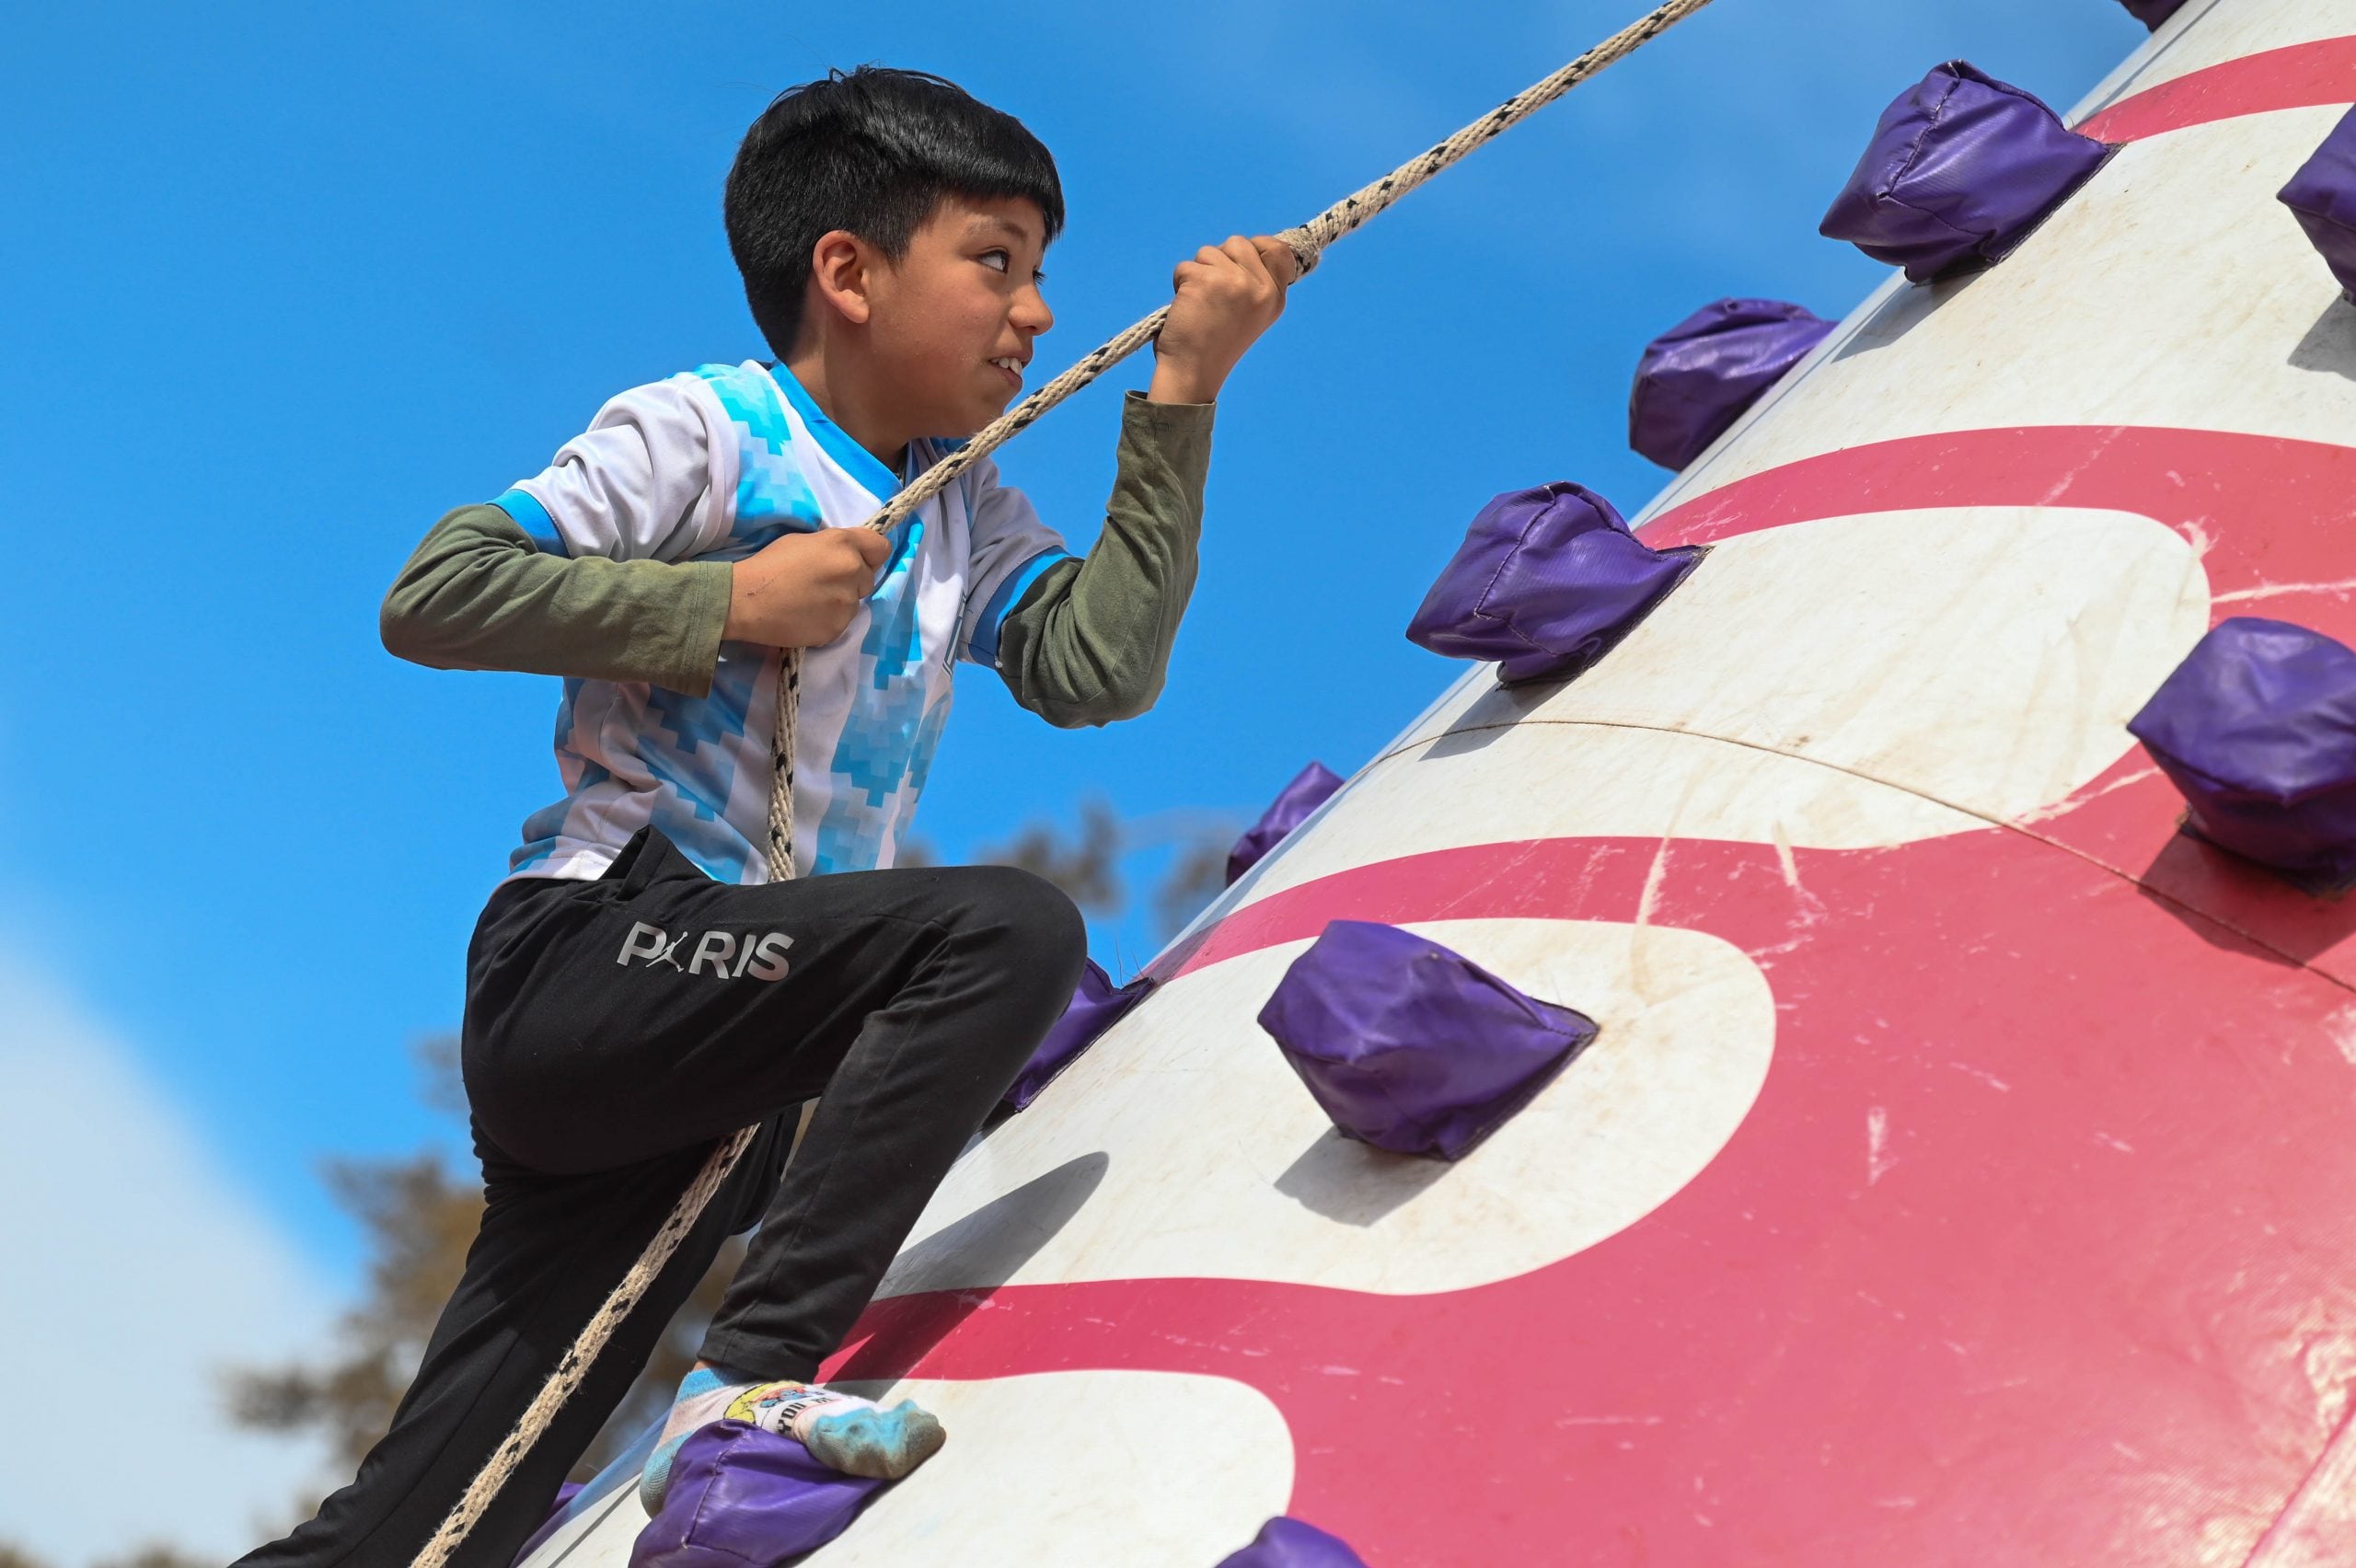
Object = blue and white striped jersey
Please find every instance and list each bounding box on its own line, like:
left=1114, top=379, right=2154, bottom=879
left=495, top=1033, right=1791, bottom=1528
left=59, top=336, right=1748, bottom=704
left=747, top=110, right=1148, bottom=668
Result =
left=493, top=360, right=1070, bottom=885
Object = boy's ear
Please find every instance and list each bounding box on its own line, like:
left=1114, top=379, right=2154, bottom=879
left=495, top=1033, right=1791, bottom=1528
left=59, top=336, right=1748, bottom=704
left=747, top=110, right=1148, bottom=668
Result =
left=808, top=230, right=875, bottom=328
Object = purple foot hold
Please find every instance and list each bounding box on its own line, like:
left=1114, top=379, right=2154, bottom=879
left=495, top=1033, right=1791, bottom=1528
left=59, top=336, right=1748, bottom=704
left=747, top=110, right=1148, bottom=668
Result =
left=1820, top=60, right=2109, bottom=282
left=1002, top=959, right=1154, bottom=1113
left=1228, top=761, right=1345, bottom=886
left=2127, top=616, right=2356, bottom=891
left=1406, top=482, right=1703, bottom=686
left=2120, top=0, right=2187, bottom=29
left=2280, top=107, right=2356, bottom=297
left=1629, top=298, right=1834, bottom=471
left=630, top=1422, right=885, bottom=1568
left=1215, top=1516, right=1371, bottom=1567
left=1258, top=920, right=1599, bottom=1161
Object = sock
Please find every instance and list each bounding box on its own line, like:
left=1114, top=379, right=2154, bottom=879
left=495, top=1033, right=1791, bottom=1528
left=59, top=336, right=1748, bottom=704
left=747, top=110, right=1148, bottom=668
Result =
left=638, top=1366, right=741, bottom=1515
left=639, top=1365, right=949, bottom=1514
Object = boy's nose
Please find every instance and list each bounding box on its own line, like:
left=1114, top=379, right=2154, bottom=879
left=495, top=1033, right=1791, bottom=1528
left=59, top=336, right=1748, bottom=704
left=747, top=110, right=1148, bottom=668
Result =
left=1013, top=287, right=1054, bottom=336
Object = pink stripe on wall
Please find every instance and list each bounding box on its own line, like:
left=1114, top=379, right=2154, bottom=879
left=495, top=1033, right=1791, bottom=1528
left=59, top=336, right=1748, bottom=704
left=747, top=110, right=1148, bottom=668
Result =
left=2083, top=35, right=2356, bottom=144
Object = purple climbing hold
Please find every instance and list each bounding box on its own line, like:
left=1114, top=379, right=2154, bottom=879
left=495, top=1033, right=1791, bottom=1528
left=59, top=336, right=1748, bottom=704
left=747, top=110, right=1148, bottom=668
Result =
left=1228, top=761, right=1345, bottom=885
left=1405, top=482, right=1703, bottom=685
left=2119, top=0, right=2188, bottom=29
left=1819, top=61, right=2109, bottom=282
left=1215, top=1516, right=1371, bottom=1568
left=1257, top=920, right=1598, bottom=1161
left=2127, top=617, right=2356, bottom=887
left=2280, top=108, right=2356, bottom=297
left=1002, top=959, right=1154, bottom=1112
left=1628, top=298, right=1836, bottom=471
left=630, top=1422, right=885, bottom=1567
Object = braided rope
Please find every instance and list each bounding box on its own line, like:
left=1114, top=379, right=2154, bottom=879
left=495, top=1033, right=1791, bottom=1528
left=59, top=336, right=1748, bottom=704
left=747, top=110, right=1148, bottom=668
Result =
left=765, top=646, right=802, bottom=881
left=414, top=3, right=1715, bottom=1561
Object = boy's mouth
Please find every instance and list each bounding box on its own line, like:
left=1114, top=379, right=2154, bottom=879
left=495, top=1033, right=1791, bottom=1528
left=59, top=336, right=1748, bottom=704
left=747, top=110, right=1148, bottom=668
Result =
left=988, top=356, right=1025, bottom=390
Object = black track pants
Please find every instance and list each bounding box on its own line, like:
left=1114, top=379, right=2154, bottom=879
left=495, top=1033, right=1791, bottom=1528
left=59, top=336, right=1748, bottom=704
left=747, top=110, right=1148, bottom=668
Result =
left=236, top=827, right=1086, bottom=1568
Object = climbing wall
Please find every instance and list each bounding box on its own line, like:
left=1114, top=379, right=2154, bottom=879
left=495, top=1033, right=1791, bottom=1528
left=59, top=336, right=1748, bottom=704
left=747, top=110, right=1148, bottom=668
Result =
left=525, top=2, right=2356, bottom=1562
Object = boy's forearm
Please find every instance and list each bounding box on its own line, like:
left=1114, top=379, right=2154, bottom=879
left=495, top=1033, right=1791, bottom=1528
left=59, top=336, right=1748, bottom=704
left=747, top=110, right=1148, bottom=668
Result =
left=996, top=392, right=1214, bottom=727
left=381, top=504, right=732, bottom=695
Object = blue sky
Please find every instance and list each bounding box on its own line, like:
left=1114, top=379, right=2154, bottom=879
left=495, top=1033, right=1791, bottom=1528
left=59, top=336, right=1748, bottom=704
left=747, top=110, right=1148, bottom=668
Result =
left=0, top=0, right=2144, bottom=1552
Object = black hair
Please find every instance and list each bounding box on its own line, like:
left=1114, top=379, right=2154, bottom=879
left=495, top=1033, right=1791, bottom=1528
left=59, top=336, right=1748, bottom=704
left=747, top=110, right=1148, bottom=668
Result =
left=725, top=66, right=1065, bottom=359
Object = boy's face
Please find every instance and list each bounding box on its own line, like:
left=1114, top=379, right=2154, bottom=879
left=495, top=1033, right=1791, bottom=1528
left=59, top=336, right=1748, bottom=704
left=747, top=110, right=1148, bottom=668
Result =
left=863, top=192, right=1055, bottom=440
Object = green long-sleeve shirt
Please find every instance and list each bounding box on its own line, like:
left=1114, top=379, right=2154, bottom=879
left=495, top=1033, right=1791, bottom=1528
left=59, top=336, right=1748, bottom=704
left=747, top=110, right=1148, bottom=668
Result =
left=381, top=391, right=1212, bottom=728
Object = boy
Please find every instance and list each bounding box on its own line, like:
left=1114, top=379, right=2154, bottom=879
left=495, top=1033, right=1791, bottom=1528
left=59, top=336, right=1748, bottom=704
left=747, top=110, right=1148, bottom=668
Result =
left=238, top=66, right=1292, bottom=1566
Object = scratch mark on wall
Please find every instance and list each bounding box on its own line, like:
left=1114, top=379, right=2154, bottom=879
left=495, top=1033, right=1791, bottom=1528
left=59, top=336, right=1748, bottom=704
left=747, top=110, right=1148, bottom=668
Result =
left=1867, top=1106, right=1896, bottom=1185
left=2215, top=576, right=2356, bottom=604
left=1635, top=836, right=1671, bottom=930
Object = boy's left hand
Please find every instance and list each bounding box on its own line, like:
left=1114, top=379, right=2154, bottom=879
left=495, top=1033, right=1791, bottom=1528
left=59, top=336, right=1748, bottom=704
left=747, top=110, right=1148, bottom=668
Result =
left=1149, top=235, right=1299, bottom=405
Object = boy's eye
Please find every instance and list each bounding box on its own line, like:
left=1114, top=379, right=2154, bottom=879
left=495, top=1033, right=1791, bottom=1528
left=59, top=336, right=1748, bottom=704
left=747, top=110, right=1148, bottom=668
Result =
left=977, top=249, right=1010, bottom=273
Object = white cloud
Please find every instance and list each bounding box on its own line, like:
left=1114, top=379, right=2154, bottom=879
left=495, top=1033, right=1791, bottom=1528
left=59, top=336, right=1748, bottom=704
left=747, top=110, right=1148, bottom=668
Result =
left=0, top=954, right=339, bottom=1565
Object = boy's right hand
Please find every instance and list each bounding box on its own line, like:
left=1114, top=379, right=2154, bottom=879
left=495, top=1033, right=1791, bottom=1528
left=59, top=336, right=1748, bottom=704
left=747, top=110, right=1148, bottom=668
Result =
left=723, top=526, right=895, bottom=649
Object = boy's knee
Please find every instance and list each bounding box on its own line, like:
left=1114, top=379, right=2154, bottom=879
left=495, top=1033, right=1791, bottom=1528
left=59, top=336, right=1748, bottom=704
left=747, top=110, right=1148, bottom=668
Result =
left=937, top=857, right=1083, bottom=1002
left=954, top=865, right=1087, bottom=986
